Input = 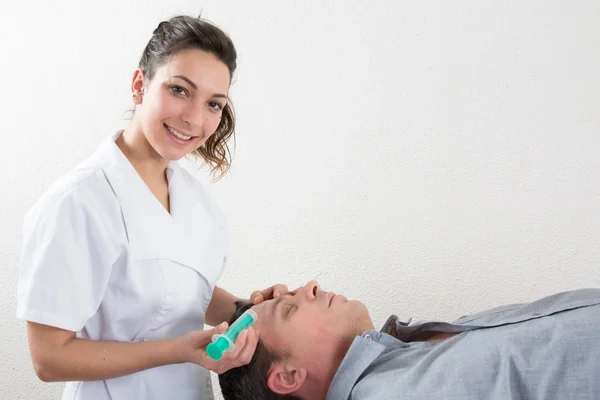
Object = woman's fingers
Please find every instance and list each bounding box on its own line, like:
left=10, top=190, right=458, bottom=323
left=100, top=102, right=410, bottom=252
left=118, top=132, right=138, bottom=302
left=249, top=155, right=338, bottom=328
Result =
left=233, top=327, right=258, bottom=365
left=250, top=284, right=290, bottom=304
left=204, top=327, right=258, bottom=374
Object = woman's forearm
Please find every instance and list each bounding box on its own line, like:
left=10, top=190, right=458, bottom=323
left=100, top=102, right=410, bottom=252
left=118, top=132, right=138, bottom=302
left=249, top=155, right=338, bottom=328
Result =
left=33, top=335, right=182, bottom=382
left=205, top=286, right=244, bottom=326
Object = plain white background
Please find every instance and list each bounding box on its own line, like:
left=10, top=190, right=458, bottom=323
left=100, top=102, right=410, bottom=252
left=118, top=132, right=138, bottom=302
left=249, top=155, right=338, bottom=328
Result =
left=1, top=1, right=599, bottom=398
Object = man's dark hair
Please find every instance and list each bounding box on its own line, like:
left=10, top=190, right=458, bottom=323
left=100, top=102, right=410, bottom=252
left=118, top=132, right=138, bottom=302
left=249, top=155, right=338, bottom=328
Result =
left=218, top=301, right=302, bottom=400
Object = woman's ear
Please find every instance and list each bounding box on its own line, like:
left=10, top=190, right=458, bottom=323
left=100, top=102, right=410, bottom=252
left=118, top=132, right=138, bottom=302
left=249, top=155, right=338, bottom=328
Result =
left=267, top=363, right=307, bottom=395
left=131, top=69, right=145, bottom=104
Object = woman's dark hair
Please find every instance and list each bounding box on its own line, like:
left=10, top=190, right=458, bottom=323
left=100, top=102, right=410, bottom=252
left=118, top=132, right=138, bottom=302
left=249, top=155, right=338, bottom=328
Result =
left=139, top=15, right=237, bottom=180
left=218, top=301, right=302, bottom=400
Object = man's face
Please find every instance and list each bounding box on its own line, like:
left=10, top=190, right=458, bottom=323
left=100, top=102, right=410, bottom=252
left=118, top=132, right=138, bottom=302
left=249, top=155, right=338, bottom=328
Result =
left=251, top=280, right=374, bottom=376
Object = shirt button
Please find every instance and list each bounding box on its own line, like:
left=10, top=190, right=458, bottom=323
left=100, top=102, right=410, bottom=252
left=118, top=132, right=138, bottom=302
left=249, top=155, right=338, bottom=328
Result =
left=364, top=334, right=372, bottom=340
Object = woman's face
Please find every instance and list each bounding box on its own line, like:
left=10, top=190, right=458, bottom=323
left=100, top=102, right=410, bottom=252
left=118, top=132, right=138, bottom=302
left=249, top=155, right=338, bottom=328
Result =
left=133, top=48, right=231, bottom=161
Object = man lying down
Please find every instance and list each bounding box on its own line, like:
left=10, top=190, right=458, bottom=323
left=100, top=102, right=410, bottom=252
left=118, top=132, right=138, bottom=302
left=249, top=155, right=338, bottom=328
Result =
left=219, top=281, right=599, bottom=400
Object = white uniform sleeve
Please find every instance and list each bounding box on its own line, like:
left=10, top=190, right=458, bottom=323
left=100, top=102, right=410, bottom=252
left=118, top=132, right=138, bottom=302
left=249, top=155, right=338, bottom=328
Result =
left=16, top=186, right=119, bottom=332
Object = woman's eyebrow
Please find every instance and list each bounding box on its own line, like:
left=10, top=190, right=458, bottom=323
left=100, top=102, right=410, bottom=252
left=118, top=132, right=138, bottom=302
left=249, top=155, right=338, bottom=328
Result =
left=171, top=75, right=228, bottom=100
left=172, top=75, right=197, bottom=89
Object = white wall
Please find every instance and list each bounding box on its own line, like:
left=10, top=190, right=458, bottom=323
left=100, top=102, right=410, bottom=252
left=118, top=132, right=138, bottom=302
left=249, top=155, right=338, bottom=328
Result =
left=2, top=1, right=599, bottom=398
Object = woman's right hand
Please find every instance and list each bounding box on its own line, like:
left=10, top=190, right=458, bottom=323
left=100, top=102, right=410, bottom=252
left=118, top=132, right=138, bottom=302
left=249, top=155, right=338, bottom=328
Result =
left=176, top=322, right=259, bottom=374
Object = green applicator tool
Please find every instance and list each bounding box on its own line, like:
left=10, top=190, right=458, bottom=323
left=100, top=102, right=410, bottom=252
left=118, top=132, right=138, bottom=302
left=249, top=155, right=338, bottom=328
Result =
left=206, top=308, right=258, bottom=360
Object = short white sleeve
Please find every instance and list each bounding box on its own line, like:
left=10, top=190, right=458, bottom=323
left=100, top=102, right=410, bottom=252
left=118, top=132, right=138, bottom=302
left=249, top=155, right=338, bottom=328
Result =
left=16, top=185, right=119, bottom=332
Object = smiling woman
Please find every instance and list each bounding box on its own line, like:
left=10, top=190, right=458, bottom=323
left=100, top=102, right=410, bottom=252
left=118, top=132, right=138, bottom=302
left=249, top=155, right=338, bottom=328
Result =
left=16, top=14, right=290, bottom=400
left=128, top=48, right=232, bottom=169
left=131, top=16, right=237, bottom=179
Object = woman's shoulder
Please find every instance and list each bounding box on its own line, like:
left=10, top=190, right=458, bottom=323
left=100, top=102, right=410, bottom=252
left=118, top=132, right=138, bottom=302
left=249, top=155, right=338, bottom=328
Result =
left=27, top=154, right=120, bottom=224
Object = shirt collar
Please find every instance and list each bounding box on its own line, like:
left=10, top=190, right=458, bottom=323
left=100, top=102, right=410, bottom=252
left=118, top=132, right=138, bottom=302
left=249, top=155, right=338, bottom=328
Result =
left=326, top=332, right=386, bottom=400
left=96, top=131, right=214, bottom=265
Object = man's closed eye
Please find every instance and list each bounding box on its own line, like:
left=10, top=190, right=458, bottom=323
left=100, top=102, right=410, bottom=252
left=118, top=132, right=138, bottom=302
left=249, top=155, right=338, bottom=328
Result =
left=284, top=304, right=297, bottom=319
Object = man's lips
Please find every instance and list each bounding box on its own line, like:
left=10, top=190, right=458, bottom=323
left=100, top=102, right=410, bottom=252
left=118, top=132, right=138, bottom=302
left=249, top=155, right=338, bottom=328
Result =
left=328, top=293, right=336, bottom=307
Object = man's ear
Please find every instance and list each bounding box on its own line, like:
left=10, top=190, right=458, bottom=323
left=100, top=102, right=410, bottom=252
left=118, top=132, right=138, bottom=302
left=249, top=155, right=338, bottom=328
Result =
left=267, top=362, right=307, bottom=395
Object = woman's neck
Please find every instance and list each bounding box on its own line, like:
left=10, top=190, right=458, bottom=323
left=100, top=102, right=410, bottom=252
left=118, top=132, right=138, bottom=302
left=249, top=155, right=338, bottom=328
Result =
left=117, top=124, right=169, bottom=182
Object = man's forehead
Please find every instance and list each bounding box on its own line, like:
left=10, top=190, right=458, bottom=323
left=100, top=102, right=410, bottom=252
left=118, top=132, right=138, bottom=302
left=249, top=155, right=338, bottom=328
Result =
left=252, top=298, right=274, bottom=315
left=248, top=301, right=275, bottom=338
left=251, top=297, right=284, bottom=328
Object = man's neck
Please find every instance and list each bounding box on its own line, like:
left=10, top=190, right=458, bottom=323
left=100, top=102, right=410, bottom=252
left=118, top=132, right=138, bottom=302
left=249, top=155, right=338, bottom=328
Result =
left=297, top=331, right=367, bottom=400
left=295, top=377, right=329, bottom=400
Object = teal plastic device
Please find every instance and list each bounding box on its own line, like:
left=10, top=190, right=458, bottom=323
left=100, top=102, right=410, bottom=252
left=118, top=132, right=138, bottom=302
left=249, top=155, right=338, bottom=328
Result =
left=206, top=309, right=258, bottom=360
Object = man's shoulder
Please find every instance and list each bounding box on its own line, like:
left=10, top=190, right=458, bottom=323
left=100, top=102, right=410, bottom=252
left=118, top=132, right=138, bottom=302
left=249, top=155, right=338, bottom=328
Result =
left=453, top=288, right=600, bottom=326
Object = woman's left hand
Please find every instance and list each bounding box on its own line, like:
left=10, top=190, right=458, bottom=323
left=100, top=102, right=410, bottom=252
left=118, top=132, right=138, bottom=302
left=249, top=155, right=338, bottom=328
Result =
left=249, top=284, right=289, bottom=304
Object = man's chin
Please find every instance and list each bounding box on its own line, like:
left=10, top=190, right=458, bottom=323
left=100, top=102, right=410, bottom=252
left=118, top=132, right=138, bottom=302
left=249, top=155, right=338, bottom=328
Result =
left=347, top=298, right=368, bottom=311
left=345, top=301, right=374, bottom=331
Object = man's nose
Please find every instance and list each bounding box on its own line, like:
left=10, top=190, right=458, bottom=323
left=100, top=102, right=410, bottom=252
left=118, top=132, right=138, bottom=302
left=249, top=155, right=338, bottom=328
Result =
left=303, top=280, right=321, bottom=301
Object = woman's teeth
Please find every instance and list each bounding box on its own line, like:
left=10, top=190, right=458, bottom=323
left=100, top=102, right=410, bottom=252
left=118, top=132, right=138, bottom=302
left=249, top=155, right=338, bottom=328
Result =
left=166, top=125, right=192, bottom=141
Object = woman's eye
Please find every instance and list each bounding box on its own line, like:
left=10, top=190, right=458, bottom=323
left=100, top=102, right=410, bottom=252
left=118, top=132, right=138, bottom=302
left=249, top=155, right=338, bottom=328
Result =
left=169, top=86, right=188, bottom=97
left=209, top=101, right=223, bottom=111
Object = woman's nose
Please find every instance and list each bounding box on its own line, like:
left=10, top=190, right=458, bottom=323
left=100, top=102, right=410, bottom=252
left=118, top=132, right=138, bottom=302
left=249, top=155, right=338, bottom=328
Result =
left=304, top=280, right=321, bottom=301
left=182, top=102, right=204, bottom=131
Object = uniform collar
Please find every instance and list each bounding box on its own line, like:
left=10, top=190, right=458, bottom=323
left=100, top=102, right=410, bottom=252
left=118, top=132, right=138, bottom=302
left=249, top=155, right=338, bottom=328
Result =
left=96, top=131, right=215, bottom=266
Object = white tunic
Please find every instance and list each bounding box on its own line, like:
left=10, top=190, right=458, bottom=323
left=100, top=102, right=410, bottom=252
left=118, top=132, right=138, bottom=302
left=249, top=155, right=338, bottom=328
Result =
left=17, top=131, right=228, bottom=399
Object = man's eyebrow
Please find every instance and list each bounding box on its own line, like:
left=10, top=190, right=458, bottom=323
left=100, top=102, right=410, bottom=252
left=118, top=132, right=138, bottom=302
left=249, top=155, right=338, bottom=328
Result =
left=271, top=296, right=285, bottom=318
left=171, top=75, right=228, bottom=100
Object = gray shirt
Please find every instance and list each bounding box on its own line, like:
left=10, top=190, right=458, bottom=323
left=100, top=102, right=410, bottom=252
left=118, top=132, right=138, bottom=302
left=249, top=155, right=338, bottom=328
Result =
left=327, top=288, right=600, bottom=400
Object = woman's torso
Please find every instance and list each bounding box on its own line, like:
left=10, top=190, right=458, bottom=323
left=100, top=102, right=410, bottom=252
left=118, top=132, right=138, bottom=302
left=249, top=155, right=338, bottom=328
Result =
left=19, top=132, right=228, bottom=399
